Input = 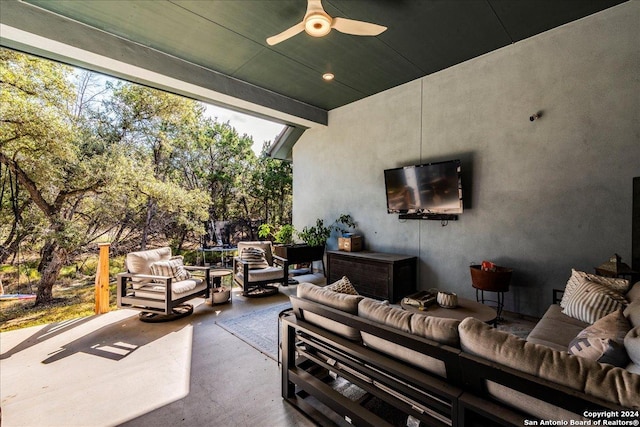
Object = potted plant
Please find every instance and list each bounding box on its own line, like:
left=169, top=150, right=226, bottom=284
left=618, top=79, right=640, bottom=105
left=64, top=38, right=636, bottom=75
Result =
left=258, top=223, right=295, bottom=245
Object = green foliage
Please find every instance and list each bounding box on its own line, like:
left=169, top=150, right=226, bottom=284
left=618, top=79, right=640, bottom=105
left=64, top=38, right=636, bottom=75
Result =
left=297, top=214, right=357, bottom=246
left=275, top=224, right=295, bottom=244
left=297, top=219, right=332, bottom=247
left=259, top=223, right=295, bottom=244
left=0, top=48, right=292, bottom=304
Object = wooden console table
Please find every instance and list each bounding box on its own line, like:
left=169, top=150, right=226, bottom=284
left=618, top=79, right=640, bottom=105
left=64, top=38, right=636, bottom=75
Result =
left=326, top=250, right=417, bottom=303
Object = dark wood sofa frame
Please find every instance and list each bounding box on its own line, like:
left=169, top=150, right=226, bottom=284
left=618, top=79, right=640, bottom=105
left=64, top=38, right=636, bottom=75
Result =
left=282, top=296, right=630, bottom=427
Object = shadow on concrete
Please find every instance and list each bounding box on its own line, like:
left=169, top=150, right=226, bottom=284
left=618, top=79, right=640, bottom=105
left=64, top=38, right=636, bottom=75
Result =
left=41, top=312, right=193, bottom=364
left=1, top=315, right=95, bottom=360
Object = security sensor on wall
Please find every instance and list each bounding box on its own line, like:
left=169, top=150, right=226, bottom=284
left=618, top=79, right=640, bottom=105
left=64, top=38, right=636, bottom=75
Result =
left=530, top=111, right=543, bottom=122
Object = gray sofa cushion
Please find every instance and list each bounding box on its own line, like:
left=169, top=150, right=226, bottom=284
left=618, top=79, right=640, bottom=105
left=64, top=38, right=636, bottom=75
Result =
left=626, top=281, right=640, bottom=303
left=357, top=298, right=460, bottom=378
left=527, top=304, right=588, bottom=351
left=294, top=282, right=364, bottom=340
left=625, top=301, right=640, bottom=328
left=460, top=317, right=640, bottom=409
left=625, top=326, right=640, bottom=374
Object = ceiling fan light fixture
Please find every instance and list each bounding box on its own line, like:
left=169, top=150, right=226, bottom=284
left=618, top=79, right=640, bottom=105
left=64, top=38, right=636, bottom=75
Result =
left=305, top=13, right=332, bottom=37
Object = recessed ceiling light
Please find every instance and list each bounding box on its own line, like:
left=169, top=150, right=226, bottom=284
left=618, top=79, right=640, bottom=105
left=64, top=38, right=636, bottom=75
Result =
left=322, top=73, right=334, bottom=81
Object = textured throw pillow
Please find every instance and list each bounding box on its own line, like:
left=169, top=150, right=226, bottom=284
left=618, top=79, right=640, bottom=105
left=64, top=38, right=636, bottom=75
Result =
left=240, top=247, right=269, bottom=269
left=568, top=309, right=631, bottom=367
left=149, top=258, right=191, bottom=281
left=560, top=269, right=629, bottom=308
left=562, top=278, right=628, bottom=324
left=325, top=276, right=359, bottom=295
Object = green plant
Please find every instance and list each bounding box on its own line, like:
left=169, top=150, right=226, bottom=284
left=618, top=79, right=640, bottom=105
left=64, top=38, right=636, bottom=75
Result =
left=274, top=224, right=295, bottom=245
left=335, top=214, right=356, bottom=235
left=258, top=223, right=295, bottom=245
left=258, top=223, right=275, bottom=240
left=297, top=219, right=332, bottom=247
left=297, top=214, right=357, bottom=247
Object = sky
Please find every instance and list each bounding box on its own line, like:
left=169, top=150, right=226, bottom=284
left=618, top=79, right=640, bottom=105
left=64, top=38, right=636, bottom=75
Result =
left=204, top=104, right=285, bottom=156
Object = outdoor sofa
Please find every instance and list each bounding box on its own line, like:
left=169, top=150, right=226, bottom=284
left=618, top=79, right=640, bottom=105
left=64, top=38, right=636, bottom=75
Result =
left=281, top=275, right=640, bottom=426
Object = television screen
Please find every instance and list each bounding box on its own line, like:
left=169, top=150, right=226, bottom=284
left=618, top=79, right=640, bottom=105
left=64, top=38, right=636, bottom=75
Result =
left=384, top=160, right=463, bottom=215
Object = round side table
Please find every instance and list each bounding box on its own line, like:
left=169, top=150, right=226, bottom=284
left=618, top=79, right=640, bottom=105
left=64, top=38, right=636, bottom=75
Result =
left=210, top=269, right=232, bottom=304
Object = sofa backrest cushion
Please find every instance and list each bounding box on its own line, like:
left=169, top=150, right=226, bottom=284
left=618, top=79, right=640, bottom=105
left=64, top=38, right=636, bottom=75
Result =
left=293, top=282, right=364, bottom=340
left=126, top=247, right=172, bottom=275
left=626, top=281, right=640, bottom=303
left=459, top=317, right=640, bottom=408
left=625, top=301, right=640, bottom=328
left=357, top=298, right=459, bottom=378
left=625, top=326, right=640, bottom=375
left=410, top=313, right=461, bottom=348
left=126, top=247, right=172, bottom=289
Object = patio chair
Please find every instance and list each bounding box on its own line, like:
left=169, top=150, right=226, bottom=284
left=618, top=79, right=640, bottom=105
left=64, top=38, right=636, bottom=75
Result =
left=117, top=247, right=211, bottom=322
left=233, top=241, right=289, bottom=297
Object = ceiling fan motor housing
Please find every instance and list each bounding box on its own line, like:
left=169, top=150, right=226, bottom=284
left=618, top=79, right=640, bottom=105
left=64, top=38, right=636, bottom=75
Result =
left=305, top=12, right=332, bottom=37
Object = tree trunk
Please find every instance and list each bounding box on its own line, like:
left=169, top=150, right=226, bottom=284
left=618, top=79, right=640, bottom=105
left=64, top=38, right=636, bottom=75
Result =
left=140, top=196, right=155, bottom=250
left=35, top=242, right=67, bottom=305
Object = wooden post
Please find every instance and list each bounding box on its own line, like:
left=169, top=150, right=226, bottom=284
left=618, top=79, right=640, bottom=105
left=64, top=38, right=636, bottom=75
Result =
left=95, top=243, right=111, bottom=314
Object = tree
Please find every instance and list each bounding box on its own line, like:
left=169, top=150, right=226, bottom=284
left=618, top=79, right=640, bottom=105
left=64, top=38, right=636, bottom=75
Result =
left=0, top=48, right=291, bottom=304
left=0, top=50, right=209, bottom=304
left=99, top=83, right=211, bottom=250
left=1, top=49, right=112, bottom=303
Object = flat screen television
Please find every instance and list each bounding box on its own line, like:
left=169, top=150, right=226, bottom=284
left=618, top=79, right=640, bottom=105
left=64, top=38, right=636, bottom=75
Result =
left=384, top=159, right=463, bottom=215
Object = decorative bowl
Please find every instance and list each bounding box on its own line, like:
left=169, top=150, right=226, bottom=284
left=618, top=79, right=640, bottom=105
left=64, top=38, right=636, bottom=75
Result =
left=437, top=291, right=458, bottom=309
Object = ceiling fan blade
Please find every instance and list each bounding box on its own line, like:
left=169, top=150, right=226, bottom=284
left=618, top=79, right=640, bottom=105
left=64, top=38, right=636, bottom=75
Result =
left=266, top=22, right=305, bottom=46
left=331, top=17, right=387, bottom=36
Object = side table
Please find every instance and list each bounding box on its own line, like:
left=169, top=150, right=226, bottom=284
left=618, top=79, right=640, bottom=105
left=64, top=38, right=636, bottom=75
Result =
left=210, top=269, right=232, bottom=304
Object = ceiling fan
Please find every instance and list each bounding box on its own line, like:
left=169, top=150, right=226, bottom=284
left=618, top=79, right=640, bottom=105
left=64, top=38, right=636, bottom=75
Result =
left=266, top=0, right=387, bottom=46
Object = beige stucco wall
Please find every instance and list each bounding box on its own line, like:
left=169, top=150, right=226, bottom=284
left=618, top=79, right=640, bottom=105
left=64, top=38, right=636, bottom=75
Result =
left=292, top=1, right=640, bottom=317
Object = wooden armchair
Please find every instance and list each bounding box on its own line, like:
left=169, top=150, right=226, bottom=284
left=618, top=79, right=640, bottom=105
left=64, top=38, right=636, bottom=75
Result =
left=117, top=247, right=211, bottom=322
left=233, top=241, right=289, bottom=297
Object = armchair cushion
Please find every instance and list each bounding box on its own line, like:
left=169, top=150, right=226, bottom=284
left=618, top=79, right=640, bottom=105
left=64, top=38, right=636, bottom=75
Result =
left=150, top=258, right=192, bottom=282
left=126, top=246, right=172, bottom=289
left=240, top=246, right=270, bottom=269
left=237, top=266, right=285, bottom=282
left=134, top=279, right=202, bottom=300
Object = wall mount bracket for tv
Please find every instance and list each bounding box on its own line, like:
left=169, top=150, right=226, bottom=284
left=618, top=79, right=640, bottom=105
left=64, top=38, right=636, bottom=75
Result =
left=399, top=213, right=458, bottom=221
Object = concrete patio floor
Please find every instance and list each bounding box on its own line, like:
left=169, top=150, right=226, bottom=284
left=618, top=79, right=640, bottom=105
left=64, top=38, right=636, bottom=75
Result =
left=0, top=286, right=315, bottom=427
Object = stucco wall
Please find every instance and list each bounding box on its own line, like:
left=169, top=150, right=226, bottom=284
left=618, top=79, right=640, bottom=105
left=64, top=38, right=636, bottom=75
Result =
left=292, top=2, right=640, bottom=317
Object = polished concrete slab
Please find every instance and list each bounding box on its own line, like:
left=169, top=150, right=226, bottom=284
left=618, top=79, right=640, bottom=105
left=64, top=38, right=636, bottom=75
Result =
left=0, top=285, right=315, bottom=427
